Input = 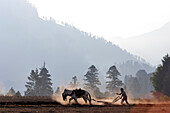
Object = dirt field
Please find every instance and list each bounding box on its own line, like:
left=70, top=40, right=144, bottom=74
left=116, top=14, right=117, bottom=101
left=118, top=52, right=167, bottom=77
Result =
left=0, top=96, right=170, bottom=113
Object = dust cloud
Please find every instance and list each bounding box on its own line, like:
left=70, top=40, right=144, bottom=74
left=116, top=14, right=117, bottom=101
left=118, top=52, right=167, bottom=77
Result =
left=51, top=86, right=170, bottom=106
left=0, top=82, right=6, bottom=96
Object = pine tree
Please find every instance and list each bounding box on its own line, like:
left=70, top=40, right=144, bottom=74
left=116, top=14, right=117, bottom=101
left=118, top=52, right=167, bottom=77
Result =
left=38, top=63, right=53, bottom=96
left=84, top=65, right=101, bottom=93
left=25, top=62, right=53, bottom=96
left=6, top=87, right=16, bottom=96
left=106, top=65, right=123, bottom=93
left=25, top=69, right=39, bottom=96
left=151, top=54, right=170, bottom=97
left=15, top=91, right=21, bottom=96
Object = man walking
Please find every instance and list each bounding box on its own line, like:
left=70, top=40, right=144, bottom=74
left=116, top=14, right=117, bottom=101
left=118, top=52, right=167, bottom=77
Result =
left=116, top=88, right=129, bottom=105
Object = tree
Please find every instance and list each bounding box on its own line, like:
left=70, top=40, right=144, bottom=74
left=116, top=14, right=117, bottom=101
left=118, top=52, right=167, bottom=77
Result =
left=15, top=91, right=21, bottom=96
left=55, top=87, right=60, bottom=95
left=84, top=65, right=101, bottom=93
left=136, top=70, right=154, bottom=95
left=38, top=63, right=53, bottom=96
left=72, top=76, right=77, bottom=85
left=25, top=62, right=53, bottom=96
left=106, top=65, right=123, bottom=93
left=25, top=69, right=39, bottom=96
left=6, top=87, right=16, bottom=96
left=124, top=70, right=153, bottom=98
left=151, top=54, right=170, bottom=97
left=129, top=78, right=141, bottom=98
left=68, top=76, right=79, bottom=88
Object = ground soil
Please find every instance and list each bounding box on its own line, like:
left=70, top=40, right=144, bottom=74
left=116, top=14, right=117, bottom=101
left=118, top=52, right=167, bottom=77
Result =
left=0, top=96, right=170, bottom=113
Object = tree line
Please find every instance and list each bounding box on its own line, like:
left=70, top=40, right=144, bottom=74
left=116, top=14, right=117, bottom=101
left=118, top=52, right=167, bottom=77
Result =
left=24, top=63, right=124, bottom=97
left=2, top=54, right=169, bottom=98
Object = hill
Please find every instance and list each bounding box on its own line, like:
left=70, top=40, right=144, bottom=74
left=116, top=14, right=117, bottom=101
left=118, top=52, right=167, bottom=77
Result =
left=0, top=0, right=155, bottom=93
left=114, top=22, right=170, bottom=65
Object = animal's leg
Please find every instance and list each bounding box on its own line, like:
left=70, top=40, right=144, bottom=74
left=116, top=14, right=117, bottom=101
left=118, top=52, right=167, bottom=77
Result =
left=69, top=97, right=73, bottom=104
left=74, top=98, right=78, bottom=104
left=85, top=92, right=92, bottom=105
left=86, top=97, right=91, bottom=105
left=88, top=99, right=91, bottom=105
left=71, top=94, right=79, bottom=104
left=82, top=96, right=87, bottom=103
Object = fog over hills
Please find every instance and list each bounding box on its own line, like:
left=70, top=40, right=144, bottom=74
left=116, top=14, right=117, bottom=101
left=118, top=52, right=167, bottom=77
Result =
left=0, top=0, right=155, bottom=93
left=114, top=22, right=170, bottom=65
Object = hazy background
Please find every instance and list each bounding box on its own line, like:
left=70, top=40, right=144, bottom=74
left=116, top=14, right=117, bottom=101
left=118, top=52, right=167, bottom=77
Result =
left=0, top=0, right=169, bottom=94
left=28, top=0, right=170, bottom=65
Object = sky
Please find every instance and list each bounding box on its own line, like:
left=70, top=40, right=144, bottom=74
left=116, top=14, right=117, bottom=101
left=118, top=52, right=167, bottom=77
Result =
left=28, top=0, right=170, bottom=40
left=27, top=0, right=170, bottom=66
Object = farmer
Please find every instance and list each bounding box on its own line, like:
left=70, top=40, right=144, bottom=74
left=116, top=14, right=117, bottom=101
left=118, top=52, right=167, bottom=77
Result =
left=116, top=88, right=129, bottom=105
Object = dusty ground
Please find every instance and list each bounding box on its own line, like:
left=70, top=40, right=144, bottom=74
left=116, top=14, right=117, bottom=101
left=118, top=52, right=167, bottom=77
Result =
left=0, top=96, right=170, bottom=113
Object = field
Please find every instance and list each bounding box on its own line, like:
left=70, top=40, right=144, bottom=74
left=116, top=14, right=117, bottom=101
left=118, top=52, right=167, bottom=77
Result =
left=0, top=96, right=170, bottom=113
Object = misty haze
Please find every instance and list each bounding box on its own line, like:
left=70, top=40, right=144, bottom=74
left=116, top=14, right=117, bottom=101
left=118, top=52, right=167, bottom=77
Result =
left=0, top=0, right=156, bottom=94
left=0, top=0, right=170, bottom=112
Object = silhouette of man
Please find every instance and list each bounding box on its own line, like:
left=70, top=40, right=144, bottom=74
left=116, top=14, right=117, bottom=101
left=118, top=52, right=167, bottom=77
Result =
left=116, top=88, right=129, bottom=105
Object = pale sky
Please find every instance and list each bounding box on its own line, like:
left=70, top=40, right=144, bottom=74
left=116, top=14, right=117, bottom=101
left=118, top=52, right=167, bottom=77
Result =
left=28, top=0, right=170, bottom=40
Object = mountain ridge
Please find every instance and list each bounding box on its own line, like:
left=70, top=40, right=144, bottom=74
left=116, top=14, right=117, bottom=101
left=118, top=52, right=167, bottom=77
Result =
left=0, top=0, right=155, bottom=93
left=114, top=21, right=170, bottom=65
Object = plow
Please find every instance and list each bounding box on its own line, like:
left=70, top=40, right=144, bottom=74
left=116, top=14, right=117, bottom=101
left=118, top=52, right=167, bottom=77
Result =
left=92, top=96, right=121, bottom=105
